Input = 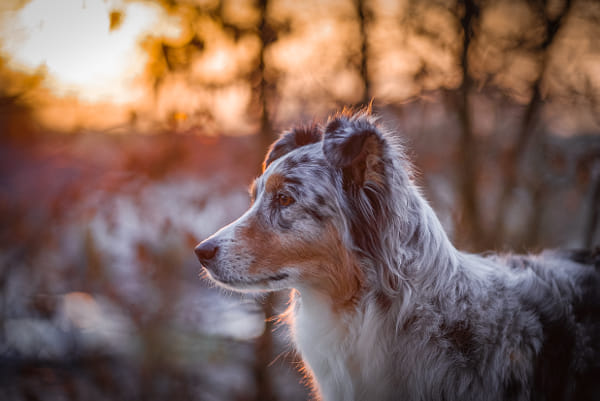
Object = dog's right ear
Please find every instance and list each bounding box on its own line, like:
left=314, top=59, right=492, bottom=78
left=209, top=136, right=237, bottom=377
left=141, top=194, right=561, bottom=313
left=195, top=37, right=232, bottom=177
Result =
left=263, top=125, right=321, bottom=172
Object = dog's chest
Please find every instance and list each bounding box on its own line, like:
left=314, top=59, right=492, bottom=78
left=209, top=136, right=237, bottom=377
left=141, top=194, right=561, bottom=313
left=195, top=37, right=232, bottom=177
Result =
left=292, top=293, right=348, bottom=367
left=291, top=292, right=389, bottom=400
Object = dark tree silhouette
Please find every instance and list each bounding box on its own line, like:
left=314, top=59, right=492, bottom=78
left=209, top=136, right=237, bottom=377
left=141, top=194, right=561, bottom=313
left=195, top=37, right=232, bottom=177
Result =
left=356, top=0, right=371, bottom=106
left=493, top=0, right=574, bottom=248
left=453, top=0, right=484, bottom=250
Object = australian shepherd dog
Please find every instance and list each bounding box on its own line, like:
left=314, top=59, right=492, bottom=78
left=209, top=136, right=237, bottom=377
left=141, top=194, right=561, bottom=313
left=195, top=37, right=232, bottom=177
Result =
left=194, top=109, right=599, bottom=401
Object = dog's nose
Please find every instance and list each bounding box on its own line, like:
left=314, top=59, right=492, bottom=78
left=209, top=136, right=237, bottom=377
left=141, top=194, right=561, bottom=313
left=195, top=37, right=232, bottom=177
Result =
left=194, top=240, right=219, bottom=264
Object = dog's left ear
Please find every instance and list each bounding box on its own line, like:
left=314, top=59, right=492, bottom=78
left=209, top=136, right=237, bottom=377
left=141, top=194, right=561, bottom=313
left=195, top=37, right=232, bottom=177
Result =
left=263, top=125, right=321, bottom=171
left=322, top=113, right=386, bottom=189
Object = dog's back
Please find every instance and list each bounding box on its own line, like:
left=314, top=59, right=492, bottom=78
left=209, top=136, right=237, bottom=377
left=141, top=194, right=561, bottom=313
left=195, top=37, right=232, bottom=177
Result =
left=497, top=250, right=600, bottom=401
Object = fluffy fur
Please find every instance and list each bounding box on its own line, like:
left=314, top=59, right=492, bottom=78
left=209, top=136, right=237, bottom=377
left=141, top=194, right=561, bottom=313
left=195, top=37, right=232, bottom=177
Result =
left=195, top=109, right=600, bottom=401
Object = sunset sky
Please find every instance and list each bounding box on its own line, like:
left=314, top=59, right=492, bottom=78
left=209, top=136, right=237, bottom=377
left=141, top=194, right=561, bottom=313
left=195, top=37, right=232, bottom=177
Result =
left=0, top=0, right=598, bottom=136
left=0, top=0, right=265, bottom=133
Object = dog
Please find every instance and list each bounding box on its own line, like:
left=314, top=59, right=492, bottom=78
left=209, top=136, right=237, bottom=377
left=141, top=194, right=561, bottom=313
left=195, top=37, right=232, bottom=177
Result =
left=194, top=109, right=600, bottom=401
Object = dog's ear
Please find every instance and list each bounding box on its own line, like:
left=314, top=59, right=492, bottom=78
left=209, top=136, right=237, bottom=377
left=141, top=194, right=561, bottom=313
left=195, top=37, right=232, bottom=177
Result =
left=263, top=125, right=321, bottom=172
left=322, top=112, right=386, bottom=189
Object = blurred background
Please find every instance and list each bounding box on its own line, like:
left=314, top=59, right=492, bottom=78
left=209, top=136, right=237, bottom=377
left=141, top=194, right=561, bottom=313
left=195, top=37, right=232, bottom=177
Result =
left=0, top=0, right=599, bottom=400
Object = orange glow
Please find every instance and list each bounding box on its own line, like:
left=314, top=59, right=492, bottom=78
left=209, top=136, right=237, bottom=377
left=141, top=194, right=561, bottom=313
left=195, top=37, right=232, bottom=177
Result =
left=0, top=0, right=597, bottom=136
left=0, top=0, right=181, bottom=104
left=172, top=111, right=188, bottom=122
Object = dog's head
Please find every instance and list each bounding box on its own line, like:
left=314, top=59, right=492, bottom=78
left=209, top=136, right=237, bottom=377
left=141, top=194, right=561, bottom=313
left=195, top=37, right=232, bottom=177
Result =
left=195, top=110, right=407, bottom=300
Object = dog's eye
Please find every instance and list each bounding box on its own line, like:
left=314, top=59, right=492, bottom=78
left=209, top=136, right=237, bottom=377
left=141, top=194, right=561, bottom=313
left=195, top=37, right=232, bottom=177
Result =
left=276, top=193, right=295, bottom=207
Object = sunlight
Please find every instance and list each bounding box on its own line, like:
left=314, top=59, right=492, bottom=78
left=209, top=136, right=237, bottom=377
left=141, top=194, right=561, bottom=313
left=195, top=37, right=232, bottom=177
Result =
left=201, top=48, right=231, bottom=80
left=0, top=0, right=180, bottom=104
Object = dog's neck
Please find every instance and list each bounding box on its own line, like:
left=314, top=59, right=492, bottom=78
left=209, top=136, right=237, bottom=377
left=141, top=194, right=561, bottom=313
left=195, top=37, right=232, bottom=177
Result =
left=371, top=182, right=460, bottom=297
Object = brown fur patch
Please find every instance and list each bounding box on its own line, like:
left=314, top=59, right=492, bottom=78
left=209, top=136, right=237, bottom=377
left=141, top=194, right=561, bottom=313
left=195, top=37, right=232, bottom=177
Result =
left=238, top=218, right=364, bottom=312
left=265, top=173, right=285, bottom=194
left=363, top=135, right=385, bottom=187
left=298, top=224, right=365, bottom=311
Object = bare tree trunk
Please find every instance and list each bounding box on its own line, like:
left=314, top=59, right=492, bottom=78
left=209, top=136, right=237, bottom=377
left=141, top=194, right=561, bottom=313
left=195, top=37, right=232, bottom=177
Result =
left=453, top=0, right=484, bottom=251
left=253, top=2, right=277, bottom=400
left=257, top=0, right=275, bottom=157
left=356, top=0, right=370, bottom=106
left=253, top=294, right=277, bottom=401
left=493, top=0, right=572, bottom=247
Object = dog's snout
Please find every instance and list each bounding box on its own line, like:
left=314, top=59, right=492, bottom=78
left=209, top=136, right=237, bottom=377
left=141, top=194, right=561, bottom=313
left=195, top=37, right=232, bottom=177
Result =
left=194, top=240, right=219, bottom=264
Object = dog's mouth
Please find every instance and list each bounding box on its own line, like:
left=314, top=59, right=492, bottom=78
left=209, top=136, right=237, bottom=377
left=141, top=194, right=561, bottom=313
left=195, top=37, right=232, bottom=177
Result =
left=204, top=269, right=289, bottom=288
left=224, top=272, right=289, bottom=285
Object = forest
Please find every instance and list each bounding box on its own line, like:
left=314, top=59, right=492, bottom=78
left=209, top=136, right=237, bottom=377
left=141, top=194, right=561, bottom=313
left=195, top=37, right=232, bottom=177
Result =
left=0, top=0, right=599, bottom=400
